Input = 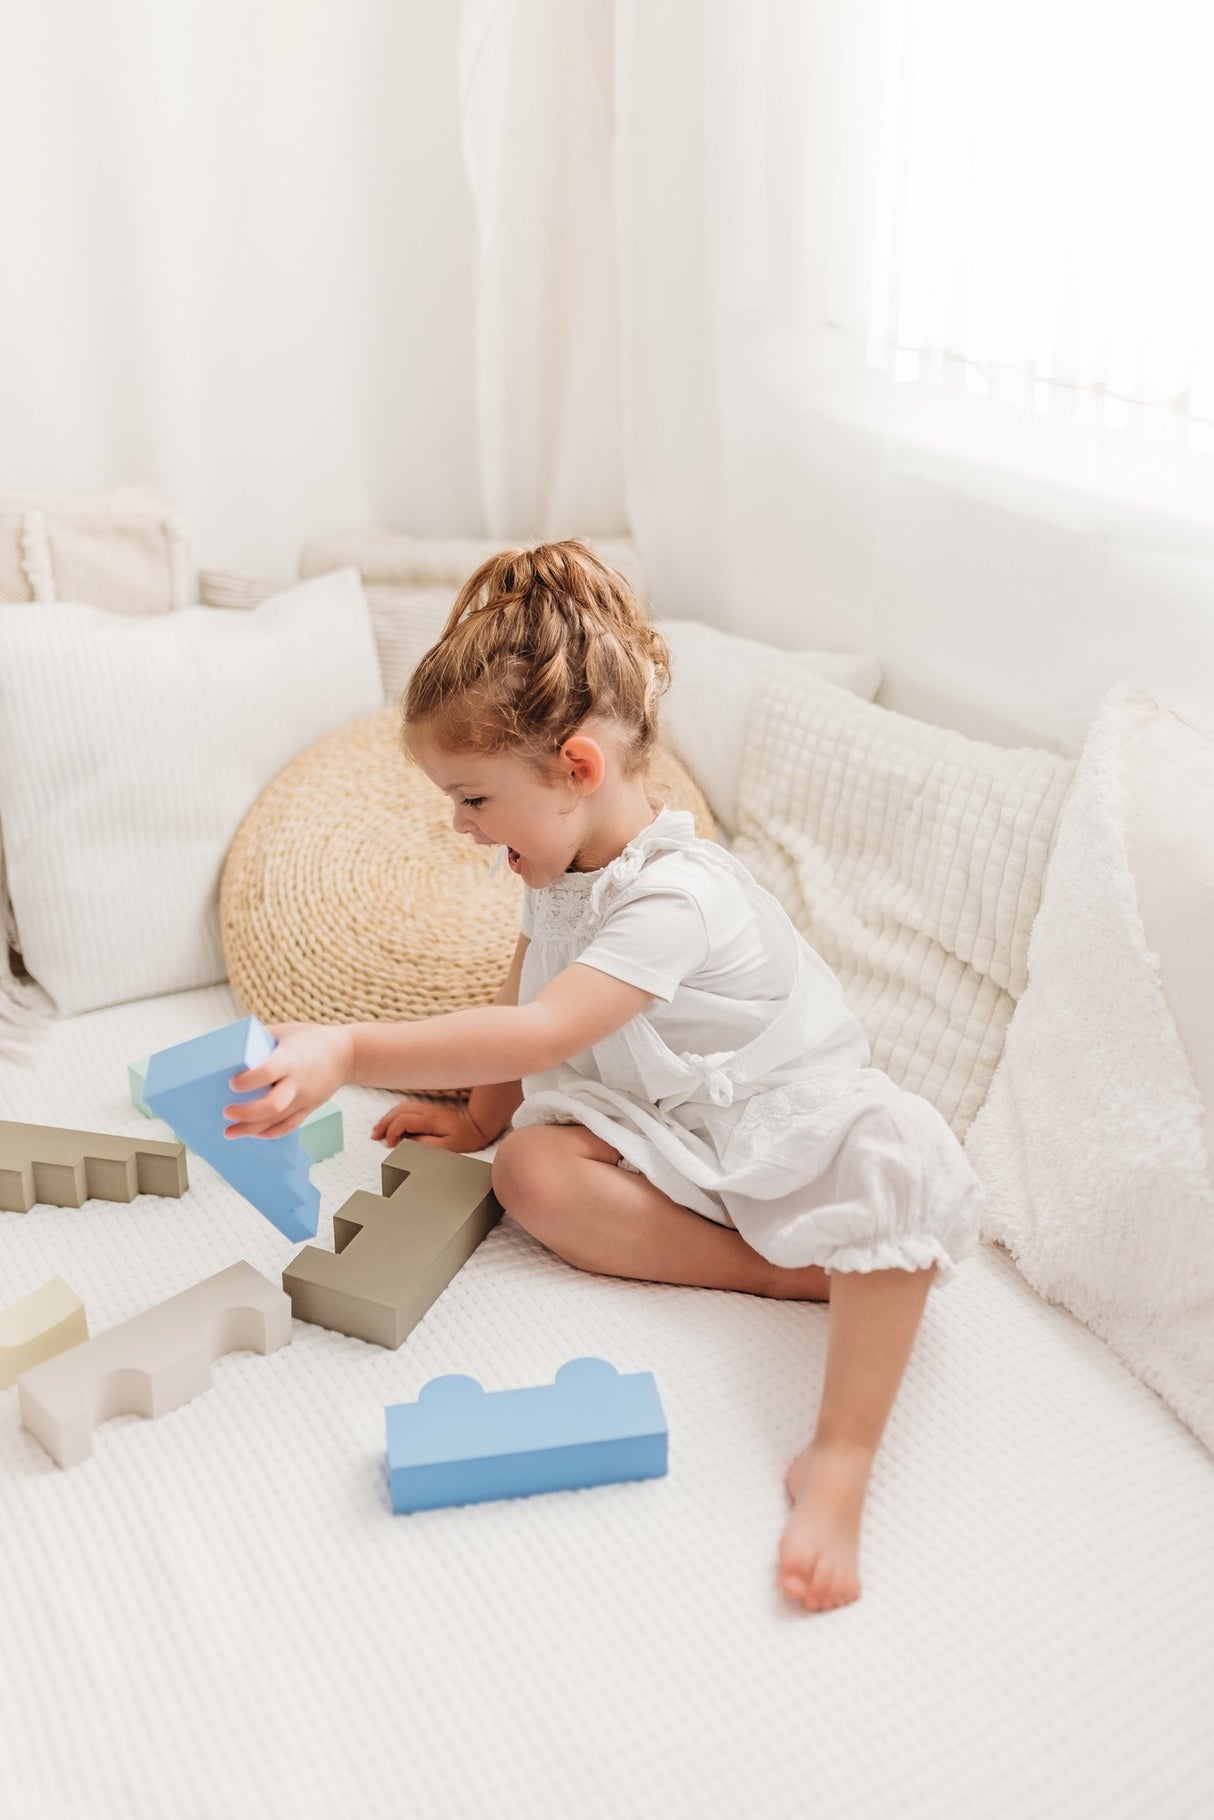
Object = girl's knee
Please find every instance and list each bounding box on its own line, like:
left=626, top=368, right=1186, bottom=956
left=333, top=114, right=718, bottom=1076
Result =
left=491, top=1126, right=565, bottom=1230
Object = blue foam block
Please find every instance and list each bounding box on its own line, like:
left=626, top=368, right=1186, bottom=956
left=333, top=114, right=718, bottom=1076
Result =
left=385, top=1357, right=668, bottom=1514
left=143, top=1018, right=320, bottom=1242
left=130, top=1054, right=344, bottom=1163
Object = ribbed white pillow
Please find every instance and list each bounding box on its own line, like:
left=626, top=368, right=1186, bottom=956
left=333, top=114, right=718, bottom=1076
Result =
left=0, top=567, right=383, bottom=1020
left=732, top=670, right=1075, bottom=1138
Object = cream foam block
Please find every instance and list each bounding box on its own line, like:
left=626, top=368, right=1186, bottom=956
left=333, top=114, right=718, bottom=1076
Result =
left=0, top=1276, right=89, bottom=1389
left=17, top=1260, right=292, bottom=1468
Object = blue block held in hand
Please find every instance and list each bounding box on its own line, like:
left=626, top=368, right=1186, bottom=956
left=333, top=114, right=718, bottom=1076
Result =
left=385, top=1357, right=668, bottom=1514
left=143, top=1018, right=320, bottom=1242
left=130, top=1053, right=343, bottom=1162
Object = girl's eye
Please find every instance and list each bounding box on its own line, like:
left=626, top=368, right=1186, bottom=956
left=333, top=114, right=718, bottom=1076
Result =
left=462, top=797, right=486, bottom=810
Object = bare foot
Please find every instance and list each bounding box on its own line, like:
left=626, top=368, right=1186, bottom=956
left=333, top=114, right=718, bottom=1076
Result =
left=778, top=1439, right=874, bottom=1612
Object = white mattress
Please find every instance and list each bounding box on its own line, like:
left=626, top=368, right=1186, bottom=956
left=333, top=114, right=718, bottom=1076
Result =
left=2, top=983, right=1213, bottom=1820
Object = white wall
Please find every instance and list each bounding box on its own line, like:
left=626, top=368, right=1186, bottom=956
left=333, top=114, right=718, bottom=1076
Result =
left=714, top=406, right=1214, bottom=755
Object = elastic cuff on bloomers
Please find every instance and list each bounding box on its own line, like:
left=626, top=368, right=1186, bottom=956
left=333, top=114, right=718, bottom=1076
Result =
left=820, top=1232, right=978, bottom=1288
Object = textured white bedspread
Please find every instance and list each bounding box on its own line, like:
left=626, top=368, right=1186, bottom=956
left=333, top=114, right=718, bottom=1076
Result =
left=2, top=985, right=1213, bottom=1820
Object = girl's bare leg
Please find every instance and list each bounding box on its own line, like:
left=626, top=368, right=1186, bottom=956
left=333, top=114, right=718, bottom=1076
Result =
left=778, top=1263, right=936, bottom=1613
left=491, top=1123, right=830, bottom=1300
left=495, top=1124, right=938, bottom=1614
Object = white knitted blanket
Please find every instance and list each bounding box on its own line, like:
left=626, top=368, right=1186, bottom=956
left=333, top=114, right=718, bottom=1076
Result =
left=2, top=984, right=1214, bottom=1817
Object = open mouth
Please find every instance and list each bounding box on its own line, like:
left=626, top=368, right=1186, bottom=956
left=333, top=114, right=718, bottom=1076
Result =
left=507, top=848, right=522, bottom=872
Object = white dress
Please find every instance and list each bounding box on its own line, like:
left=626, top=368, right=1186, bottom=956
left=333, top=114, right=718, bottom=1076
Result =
left=509, top=805, right=983, bottom=1286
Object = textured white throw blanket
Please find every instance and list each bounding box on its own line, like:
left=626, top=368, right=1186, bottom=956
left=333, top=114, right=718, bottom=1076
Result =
left=3, top=983, right=1214, bottom=1818
left=966, top=685, right=1214, bottom=1452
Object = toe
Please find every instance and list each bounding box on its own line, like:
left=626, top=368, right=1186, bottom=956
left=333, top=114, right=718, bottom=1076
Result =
left=807, top=1555, right=836, bottom=1607
left=779, top=1563, right=809, bottom=1599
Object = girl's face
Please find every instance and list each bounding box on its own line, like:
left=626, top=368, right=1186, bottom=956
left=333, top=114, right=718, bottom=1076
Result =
left=409, top=733, right=592, bottom=885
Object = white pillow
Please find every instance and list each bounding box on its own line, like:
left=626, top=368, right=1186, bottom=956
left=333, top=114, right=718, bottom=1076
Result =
left=199, top=565, right=457, bottom=709
left=0, top=567, right=383, bottom=1022
left=964, top=684, right=1214, bottom=1451
left=653, top=619, right=882, bottom=838
left=732, top=669, right=1075, bottom=1139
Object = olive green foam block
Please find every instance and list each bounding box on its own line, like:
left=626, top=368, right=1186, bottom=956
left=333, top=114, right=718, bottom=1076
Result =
left=282, top=1137, right=501, bottom=1350
left=0, top=1120, right=188, bottom=1214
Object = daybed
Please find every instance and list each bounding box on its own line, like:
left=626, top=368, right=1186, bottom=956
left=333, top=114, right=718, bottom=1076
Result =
left=1, top=498, right=1210, bottom=1820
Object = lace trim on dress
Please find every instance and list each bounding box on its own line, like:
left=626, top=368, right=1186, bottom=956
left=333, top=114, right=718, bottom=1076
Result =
left=527, top=807, right=694, bottom=945
left=529, top=869, right=601, bottom=943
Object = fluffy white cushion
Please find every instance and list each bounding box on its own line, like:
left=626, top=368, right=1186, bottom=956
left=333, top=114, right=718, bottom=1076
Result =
left=732, top=669, right=1075, bottom=1138
left=964, top=685, right=1214, bottom=1451
left=653, top=619, right=883, bottom=838
left=0, top=567, right=382, bottom=1024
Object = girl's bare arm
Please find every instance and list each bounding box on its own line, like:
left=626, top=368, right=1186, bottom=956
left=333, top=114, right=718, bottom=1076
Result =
left=465, top=934, right=530, bottom=1144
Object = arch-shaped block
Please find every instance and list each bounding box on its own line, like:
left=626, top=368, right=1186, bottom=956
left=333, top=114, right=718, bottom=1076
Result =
left=17, top=1261, right=292, bottom=1468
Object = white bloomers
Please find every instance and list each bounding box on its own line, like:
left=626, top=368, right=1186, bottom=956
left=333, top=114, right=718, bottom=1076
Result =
left=510, top=806, right=983, bottom=1287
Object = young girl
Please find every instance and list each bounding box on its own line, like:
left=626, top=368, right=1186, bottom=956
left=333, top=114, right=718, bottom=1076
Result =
left=224, top=538, right=983, bottom=1614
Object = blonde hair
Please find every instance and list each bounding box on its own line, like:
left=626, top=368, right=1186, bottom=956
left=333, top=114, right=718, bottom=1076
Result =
left=402, top=539, right=671, bottom=791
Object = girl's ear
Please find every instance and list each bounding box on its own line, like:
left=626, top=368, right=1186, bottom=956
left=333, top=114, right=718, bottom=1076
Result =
left=559, top=734, right=607, bottom=792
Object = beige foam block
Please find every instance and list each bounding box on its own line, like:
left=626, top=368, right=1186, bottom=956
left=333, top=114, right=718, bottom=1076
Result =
left=0, top=1120, right=188, bottom=1214
left=283, top=1138, right=501, bottom=1349
left=17, top=1261, right=292, bottom=1468
left=0, top=1276, right=89, bottom=1389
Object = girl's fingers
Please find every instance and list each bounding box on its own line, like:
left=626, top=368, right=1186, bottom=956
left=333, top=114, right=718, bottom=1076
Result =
left=223, top=1084, right=294, bottom=1125
left=257, top=1117, right=304, bottom=1140
left=229, top=1056, right=286, bottom=1093
left=226, top=1113, right=303, bottom=1141
left=375, top=1103, right=436, bottom=1141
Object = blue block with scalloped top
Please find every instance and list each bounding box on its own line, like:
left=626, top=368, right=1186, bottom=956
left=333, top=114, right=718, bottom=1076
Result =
left=384, top=1357, right=668, bottom=1514
left=143, top=1017, right=320, bottom=1242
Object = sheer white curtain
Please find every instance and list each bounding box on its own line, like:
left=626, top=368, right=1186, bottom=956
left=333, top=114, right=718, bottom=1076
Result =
left=0, top=0, right=631, bottom=580
left=458, top=0, right=624, bottom=538
left=6, top=0, right=1213, bottom=746
left=0, top=1, right=492, bottom=574
left=613, top=0, right=1214, bottom=748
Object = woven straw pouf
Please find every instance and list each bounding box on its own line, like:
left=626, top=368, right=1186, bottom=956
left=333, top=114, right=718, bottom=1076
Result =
left=220, top=706, right=716, bottom=1099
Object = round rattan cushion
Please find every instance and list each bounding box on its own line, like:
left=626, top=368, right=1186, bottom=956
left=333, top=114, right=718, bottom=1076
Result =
left=220, top=706, right=716, bottom=1096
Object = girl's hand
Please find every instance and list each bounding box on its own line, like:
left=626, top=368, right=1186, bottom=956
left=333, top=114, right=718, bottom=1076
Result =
left=223, top=1022, right=354, bottom=1141
left=371, top=1098, right=487, bottom=1153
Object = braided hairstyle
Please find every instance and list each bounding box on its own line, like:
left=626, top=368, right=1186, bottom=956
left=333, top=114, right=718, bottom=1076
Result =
left=402, top=539, right=672, bottom=795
